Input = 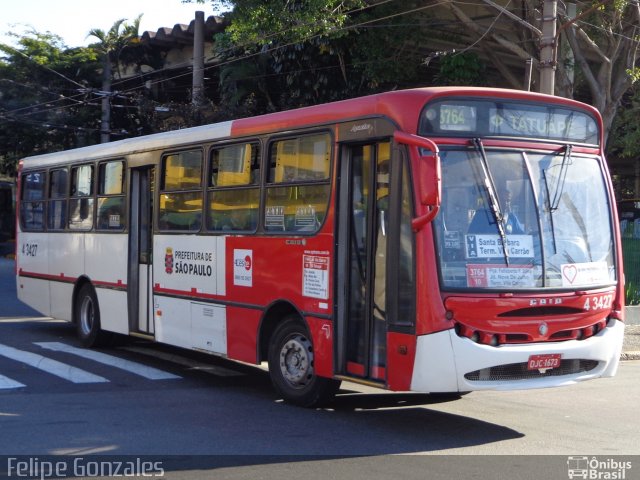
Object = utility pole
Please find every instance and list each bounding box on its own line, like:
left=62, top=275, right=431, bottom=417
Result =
left=100, top=54, right=112, bottom=143
left=539, top=0, right=557, bottom=95
left=192, top=11, right=205, bottom=107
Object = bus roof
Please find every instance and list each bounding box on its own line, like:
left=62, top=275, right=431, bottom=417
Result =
left=20, top=87, right=601, bottom=169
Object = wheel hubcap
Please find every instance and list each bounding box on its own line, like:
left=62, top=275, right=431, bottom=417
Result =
left=279, top=334, right=313, bottom=387
left=79, top=296, right=94, bottom=336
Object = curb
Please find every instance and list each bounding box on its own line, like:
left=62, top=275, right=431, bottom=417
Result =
left=621, top=351, right=640, bottom=361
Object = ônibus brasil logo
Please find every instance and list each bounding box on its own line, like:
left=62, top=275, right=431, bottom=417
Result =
left=567, top=456, right=632, bottom=479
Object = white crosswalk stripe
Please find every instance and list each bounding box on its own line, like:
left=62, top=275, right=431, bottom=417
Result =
left=0, top=373, right=25, bottom=389
left=0, top=343, right=108, bottom=384
left=35, top=342, right=181, bottom=380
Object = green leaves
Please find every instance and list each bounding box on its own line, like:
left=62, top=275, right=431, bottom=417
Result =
left=220, top=0, right=365, bottom=46
left=434, top=52, right=486, bottom=86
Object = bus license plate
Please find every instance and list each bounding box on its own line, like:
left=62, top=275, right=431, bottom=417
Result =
left=527, top=354, right=562, bottom=371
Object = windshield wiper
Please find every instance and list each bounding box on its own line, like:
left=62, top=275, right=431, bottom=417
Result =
left=471, top=138, right=510, bottom=266
left=547, top=144, right=572, bottom=212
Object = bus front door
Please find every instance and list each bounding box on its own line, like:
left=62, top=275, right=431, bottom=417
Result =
left=337, top=142, right=390, bottom=383
left=127, top=166, right=154, bottom=336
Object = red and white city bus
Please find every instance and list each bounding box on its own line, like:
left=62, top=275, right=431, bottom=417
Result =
left=16, top=87, right=625, bottom=406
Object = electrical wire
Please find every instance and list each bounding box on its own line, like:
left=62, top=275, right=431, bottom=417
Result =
left=0, top=0, right=438, bottom=124
left=2, top=0, right=638, bottom=130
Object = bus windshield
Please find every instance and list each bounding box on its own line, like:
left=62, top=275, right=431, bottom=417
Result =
left=434, top=147, right=615, bottom=290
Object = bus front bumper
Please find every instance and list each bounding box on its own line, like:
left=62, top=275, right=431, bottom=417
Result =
left=410, top=318, right=625, bottom=393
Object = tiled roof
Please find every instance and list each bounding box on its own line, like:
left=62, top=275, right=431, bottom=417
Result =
left=140, top=15, right=228, bottom=46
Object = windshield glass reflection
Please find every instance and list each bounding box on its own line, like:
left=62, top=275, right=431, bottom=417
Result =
left=434, top=148, right=615, bottom=290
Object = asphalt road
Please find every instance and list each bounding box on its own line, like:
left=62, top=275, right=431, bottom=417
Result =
left=0, top=317, right=638, bottom=479
left=0, top=257, right=40, bottom=318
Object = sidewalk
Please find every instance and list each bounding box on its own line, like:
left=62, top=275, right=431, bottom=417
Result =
left=622, top=325, right=640, bottom=360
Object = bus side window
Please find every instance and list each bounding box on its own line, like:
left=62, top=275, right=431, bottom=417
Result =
left=159, top=150, right=203, bottom=232
left=207, top=142, right=260, bottom=233
left=265, top=133, right=331, bottom=233
left=97, top=160, right=126, bottom=231
left=47, top=168, right=68, bottom=231
left=69, top=164, right=95, bottom=231
left=20, top=171, right=46, bottom=231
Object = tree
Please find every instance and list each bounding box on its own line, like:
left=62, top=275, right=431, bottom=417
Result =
left=441, top=0, right=640, bottom=146
left=0, top=30, right=100, bottom=174
left=195, top=0, right=436, bottom=114
left=561, top=1, right=640, bottom=140
left=200, top=0, right=640, bottom=146
left=191, top=0, right=365, bottom=44
left=88, top=16, right=142, bottom=143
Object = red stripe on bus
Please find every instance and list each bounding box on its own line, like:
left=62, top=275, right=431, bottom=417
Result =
left=18, top=270, right=126, bottom=290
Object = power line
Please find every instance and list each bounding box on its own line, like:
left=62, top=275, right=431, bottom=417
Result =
left=454, top=0, right=513, bottom=55
left=0, top=0, right=430, bottom=123
left=117, top=0, right=450, bottom=96
left=0, top=43, right=87, bottom=90
left=3, top=0, right=637, bottom=129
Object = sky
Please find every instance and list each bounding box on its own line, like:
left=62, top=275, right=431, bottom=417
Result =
left=1, top=0, right=222, bottom=48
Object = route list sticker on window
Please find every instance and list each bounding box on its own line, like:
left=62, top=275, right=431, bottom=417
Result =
left=302, top=252, right=329, bottom=299
left=467, top=264, right=536, bottom=288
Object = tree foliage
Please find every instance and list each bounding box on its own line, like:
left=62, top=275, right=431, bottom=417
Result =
left=3, top=1, right=639, bottom=176
left=193, top=0, right=365, bottom=44
left=204, top=0, right=436, bottom=115
left=88, top=15, right=142, bottom=79
left=0, top=31, right=101, bottom=174
left=88, top=16, right=143, bottom=142
left=560, top=1, right=640, bottom=140
left=433, top=52, right=486, bottom=86
left=210, top=0, right=634, bottom=144
left=442, top=0, right=640, bottom=145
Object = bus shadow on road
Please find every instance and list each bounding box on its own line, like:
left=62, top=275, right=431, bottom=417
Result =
left=331, top=390, right=466, bottom=410
left=301, top=392, right=525, bottom=454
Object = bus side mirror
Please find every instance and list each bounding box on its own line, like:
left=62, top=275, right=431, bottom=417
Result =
left=394, top=131, right=441, bottom=230
left=417, top=150, right=441, bottom=207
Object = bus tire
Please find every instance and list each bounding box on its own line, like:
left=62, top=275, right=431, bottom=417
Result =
left=268, top=317, right=340, bottom=407
left=75, top=284, right=112, bottom=347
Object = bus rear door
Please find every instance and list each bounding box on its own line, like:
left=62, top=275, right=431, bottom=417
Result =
left=128, top=166, right=154, bottom=336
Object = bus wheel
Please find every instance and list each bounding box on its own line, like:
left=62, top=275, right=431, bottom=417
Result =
left=268, top=317, right=340, bottom=407
left=75, top=284, right=111, bottom=347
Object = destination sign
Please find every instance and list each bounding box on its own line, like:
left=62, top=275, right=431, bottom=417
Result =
left=437, top=104, right=477, bottom=132
left=420, top=99, right=599, bottom=145
left=488, top=106, right=596, bottom=142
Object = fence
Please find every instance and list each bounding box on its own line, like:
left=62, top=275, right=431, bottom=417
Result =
left=621, top=218, right=640, bottom=305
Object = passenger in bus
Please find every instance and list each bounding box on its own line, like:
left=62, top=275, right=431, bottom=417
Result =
left=468, top=188, right=524, bottom=234
left=220, top=208, right=251, bottom=231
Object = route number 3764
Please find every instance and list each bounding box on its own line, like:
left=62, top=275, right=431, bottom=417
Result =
left=583, top=294, right=613, bottom=311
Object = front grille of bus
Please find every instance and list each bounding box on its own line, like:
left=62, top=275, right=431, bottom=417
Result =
left=454, top=319, right=608, bottom=346
left=464, top=359, right=599, bottom=382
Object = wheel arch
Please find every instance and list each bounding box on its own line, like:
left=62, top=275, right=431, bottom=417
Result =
left=257, top=300, right=307, bottom=363
left=71, top=275, right=94, bottom=324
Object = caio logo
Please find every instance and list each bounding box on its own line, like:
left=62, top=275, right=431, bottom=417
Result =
left=165, top=247, right=174, bottom=274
